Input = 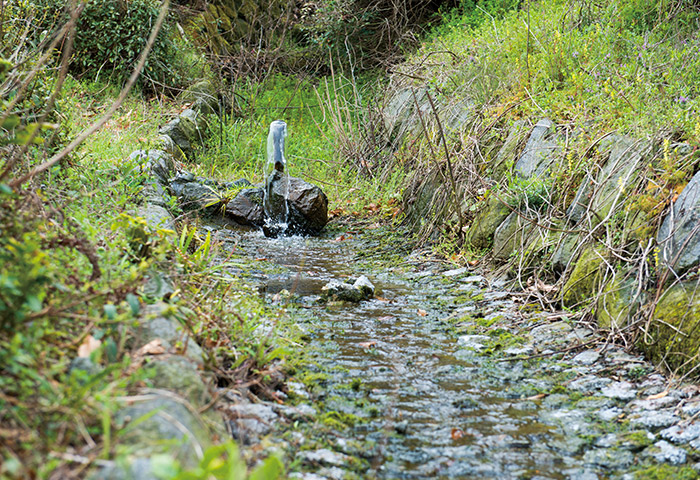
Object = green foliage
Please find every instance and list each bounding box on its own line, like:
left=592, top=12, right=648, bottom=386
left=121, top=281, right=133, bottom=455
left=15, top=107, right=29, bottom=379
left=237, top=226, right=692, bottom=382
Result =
left=151, top=441, right=283, bottom=480
left=32, top=0, right=182, bottom=88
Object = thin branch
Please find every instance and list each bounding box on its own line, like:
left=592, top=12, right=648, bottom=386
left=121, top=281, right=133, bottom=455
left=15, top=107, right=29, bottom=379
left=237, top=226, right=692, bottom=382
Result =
left=8, top=0, right=171, bottom=189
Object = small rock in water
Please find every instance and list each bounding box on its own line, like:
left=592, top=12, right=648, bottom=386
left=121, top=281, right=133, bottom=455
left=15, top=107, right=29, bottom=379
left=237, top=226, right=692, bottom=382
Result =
left=457, top=334, right=490, bottom=350
left=320, top=277, right=373, bottom=302
left=583, top=448, right=634, bottom=469
left=442, top=266, right=468, bottom=277
left=353, top=275, right=375, bottom=297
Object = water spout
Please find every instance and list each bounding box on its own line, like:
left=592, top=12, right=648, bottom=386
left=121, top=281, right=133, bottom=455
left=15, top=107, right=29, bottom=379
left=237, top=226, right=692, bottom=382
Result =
left=263, top=120, right=290, bottom=237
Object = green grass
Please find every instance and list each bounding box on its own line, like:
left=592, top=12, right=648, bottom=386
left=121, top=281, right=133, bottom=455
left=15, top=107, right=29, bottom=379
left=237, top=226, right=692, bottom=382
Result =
left=410, top=0, right=700, bottom=141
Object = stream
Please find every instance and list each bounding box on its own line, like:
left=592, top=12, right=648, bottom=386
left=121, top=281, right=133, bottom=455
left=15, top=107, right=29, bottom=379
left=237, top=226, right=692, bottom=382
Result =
left=208, top=222, right=699, bottom=480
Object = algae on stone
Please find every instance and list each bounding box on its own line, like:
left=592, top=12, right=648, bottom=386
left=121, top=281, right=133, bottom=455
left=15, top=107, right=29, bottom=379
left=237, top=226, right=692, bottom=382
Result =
left=465, top=195, right=511, bottom=249
left=562, top=245, right=609, bottom=308
left=640, top=283, right=700, bottom=375
left=596, top=274, right=644, bottom=329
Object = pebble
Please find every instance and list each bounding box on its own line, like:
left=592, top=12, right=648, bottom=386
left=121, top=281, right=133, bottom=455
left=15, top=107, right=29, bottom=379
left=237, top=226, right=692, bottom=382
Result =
left=573, top=350, right=601, bottom=365
left=301, top=449, right=352, bottom=467
left=583, top=448, right=634, bottom=469
left=660, top=423, right=700, bottom=444
left=442, top=267, right=468, bottom=277
left=597, top=407, right=623, bottom=422
left=601, top=381, right=638, bottom=401
left=630, top=411, right=681, bottom=430
left=648, top=440, right=687, bottom=464
left=457, top=334, right=490, bottom=350
left=569, top=375, right=612, bottom=394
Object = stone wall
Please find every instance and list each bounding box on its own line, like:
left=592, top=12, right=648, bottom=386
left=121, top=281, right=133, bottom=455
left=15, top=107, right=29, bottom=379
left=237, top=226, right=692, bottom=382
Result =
left=383, top=81, right=700, bottom=376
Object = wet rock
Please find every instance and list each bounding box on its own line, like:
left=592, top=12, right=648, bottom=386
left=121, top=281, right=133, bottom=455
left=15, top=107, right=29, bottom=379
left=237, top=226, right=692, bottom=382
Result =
left=69, top=356, right=101, bottom=379
left=457, top=334, right=490, bottom=350
left=264, top=172, right=329, bottom=236
left=321, top=277, right=374, bottom=302
left=657, top=168, right=700, bottom=277
left=530, top=321, right=573, bottom=346
left=660, top=423, right=700, bottom=444
left=573, top=350, right=601, bottom=365
left=597, top=407, right=623, bottom=422
left=566, top=470, right=599, bottom=480
left=504, top=345, right=534, bottom=356
left=630, top=411, right=681, bottom=430
left=600, top=381, right=638, bottom=401
left=442, top=266, right=468, bottom=277
left=225, top=187, right=265, bottom=227
left=583, top=448, right=634, bottom=469
left=301, top=448, right=352, bottom=468
left=569, top=375, right=612, bottom=394
left=645, top=440, right=687, bottom=465
left=596, top=430, right=654, bottom=451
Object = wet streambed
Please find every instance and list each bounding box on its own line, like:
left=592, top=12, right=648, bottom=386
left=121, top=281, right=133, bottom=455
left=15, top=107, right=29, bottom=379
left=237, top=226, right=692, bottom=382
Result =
left=208, top=223, right=699, bottom=480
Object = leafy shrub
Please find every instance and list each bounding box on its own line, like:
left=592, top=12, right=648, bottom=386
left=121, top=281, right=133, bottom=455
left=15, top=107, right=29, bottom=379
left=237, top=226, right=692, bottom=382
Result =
left=32, top=0, right=181, bottom=88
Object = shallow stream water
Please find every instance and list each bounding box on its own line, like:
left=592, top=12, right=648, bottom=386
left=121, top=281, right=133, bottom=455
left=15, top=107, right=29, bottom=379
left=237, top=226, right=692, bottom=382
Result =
left=209, top=223, right=699, bottom=480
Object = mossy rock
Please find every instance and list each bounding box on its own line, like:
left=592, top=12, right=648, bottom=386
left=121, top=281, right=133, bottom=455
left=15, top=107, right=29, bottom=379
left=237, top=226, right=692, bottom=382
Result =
left=492, top=211, right=535, bottom=262
left=596, top=273, right=644, bottom=329
left=465, top=195, right=511, bottom=249
left=561, top=245, right=609, bottom=308
left=639, top=282, right=700, bottom=375
left=550, top=231, right=581, bottom=273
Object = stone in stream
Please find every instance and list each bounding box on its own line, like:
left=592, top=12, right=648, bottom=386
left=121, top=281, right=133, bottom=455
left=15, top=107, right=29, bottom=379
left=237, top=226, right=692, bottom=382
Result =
left=262, top=171, right=329, bottom=237
left=321, top=275, right=375, bottom=302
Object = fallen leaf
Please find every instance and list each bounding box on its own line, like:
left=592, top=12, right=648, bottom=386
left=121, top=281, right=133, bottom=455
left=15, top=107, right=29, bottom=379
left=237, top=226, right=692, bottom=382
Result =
left=451, top=428, right=465, bottom=440
left=526, top=393, right=548, bottom=401
left=646, top=390, right=668, bottom=401
left=377, top=315, right=395, bottom=322
left=375, top=296, right=390, bottom=302
left=358, top=341, right=378, bottom=349
left=468, top=259, right=479, bottom=266
left=333, top=234, right=347, bottom=242
left=417, top=309, right=427, bottom=317
left=255, top=257, right=268, bottom=261
left=78, top=335, right=101, bottom=358
left=136, top=339, right=166, bottom=356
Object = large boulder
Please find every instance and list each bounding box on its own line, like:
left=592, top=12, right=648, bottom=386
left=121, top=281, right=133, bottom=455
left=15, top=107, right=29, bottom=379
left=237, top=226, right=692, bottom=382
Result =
left=225, top=187, right=265, bottom=227
left=263, top=172, right=328, bottom=236
left=657, top=169, right=700, bottom=278
left=567, top=136, right=646, bottom=227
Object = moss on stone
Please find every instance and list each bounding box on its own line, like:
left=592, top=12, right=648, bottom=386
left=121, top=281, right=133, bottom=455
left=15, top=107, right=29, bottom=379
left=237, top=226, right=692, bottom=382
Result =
left=465, top=195, right=511, bottom=249
left=633, top=464, right=698, bottom=480
left=596, top=274, right=644, bottom=329
left=639, top=282, right=700, bottom=375
left=561, top=245, right=608, bottom=308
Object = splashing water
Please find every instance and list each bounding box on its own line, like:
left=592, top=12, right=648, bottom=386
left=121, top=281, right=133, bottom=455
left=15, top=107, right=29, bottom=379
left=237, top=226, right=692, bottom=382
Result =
left=263, top=120, right=291, bottom=236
